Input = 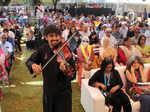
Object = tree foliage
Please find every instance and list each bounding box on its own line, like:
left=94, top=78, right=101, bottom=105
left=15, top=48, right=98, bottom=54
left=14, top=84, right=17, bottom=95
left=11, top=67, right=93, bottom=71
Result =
left=32, top=0, right=40, bottom=5
left=0, top=0, right=11, bottom=6
left=52, top=0, right=60, bottom=10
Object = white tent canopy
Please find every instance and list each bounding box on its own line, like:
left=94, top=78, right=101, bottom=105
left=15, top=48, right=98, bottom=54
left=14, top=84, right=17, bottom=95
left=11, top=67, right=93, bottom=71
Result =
left=59, top=0, right=150, bottom=4
left=59, top=0, right=105, bottom=4
left=125, top=0, right=150, bottom=4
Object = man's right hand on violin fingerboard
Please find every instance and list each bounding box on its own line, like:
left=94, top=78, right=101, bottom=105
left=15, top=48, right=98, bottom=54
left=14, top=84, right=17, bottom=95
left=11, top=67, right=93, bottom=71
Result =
left=32, top=64, right=42, bottom=75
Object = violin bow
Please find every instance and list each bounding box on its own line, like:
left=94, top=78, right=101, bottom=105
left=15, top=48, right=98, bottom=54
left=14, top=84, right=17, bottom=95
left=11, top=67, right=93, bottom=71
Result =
left=32, top=31, right=78, bottom=78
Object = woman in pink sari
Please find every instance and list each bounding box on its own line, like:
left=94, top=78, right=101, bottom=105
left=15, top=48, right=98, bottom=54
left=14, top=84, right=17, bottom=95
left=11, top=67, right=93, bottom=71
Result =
left=0, top=46, right=8, bottom=100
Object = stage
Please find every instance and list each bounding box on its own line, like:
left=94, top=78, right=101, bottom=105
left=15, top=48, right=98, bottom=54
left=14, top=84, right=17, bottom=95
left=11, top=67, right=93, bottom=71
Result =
left=69, top=7, right=115, bottom=16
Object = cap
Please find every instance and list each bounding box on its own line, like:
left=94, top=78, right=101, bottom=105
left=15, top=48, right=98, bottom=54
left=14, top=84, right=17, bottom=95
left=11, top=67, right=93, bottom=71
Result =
left=102, top=24, right=107, bottom=27
left=105, top=28, right=112, bottom=32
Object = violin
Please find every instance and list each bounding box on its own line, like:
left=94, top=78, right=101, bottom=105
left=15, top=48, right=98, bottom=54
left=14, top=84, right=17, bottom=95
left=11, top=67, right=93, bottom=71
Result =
left=53, top=42, right=75, bottom=77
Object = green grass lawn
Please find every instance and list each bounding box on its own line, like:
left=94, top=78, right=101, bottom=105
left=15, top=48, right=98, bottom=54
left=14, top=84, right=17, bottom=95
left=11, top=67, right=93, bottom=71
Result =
left=2, top=50, right=84, bottom=112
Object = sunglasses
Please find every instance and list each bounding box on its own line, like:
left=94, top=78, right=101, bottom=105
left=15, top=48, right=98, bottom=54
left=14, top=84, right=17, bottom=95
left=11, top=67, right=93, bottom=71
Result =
left=82, top=40, right=89, bottom=43
left=106, top=31, right=112, bottom=33
left=135, top=31, right=140, bottom=33
left=2, top=37, right=7, bottom=39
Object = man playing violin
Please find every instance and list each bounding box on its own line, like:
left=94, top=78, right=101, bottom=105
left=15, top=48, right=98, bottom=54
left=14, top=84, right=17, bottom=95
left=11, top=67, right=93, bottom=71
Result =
left=26, top=24, right=76, bottom=112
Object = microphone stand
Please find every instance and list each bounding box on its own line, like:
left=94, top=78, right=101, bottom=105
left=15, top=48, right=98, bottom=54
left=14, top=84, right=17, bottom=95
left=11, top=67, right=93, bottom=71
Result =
left=32, top=31, right=78, bottom=78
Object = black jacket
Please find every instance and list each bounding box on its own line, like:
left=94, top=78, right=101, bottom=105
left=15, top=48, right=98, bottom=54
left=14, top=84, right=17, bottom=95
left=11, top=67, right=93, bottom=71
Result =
left=26, top=43, right=76, bottom=95
left=88, top=69, right=123, bottom=92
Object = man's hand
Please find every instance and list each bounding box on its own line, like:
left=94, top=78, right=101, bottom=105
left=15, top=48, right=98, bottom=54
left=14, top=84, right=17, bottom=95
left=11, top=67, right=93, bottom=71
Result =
left=32, top=64, right=42, bottom=75
left=59, top=61, right=66, bottom=72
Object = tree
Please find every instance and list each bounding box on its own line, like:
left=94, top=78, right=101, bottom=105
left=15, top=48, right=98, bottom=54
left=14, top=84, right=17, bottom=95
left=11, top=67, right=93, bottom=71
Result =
left=0, top=0, right=11, bottom=6
left=33, top=0, right=40, bottom=5
left=52, top=0, right=60, bottom=11
left=0, top=0, right=2, bottom=6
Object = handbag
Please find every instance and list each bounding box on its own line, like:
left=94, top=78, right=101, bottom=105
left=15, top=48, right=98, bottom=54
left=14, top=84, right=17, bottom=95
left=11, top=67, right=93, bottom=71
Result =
left=129, top=84, right=150, bottom=101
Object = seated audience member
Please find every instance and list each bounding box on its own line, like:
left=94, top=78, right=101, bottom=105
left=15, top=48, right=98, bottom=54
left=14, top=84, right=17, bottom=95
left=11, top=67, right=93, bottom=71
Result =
left=89, top=23, right=96, bottom=33
left=118, top=37, right=142, bottom=65
left=99, top=24, right=107, bottom=43
left=99, top=37, right=118, bottom=66
left=89, top=57, right=132, bottom=112
left=79, top=23, right=91, bottom=38
left=61, top=24, right=69, bottom=41
left=127, top=25, right=135, bottom=38
left=89, top=32, right=101, bottom=68
left=130, top=28, right=141, bottom=45
left=101, top=28, right=118, bottom=48
left=89, top=31, right=99, bottom=46
left=67, top=26, right=77, bottom=39
left=120, top=22, right=128, bottom=39
left=0, top=45, right=8, bottom=81
left=147, top=68, right=150, bottom=82
left=125, top=56, right=150, bottom=112
left=112, top=25, right=122, bottom=40
left=136, top=35, right=150, bottom=63
left=89, top=31, right=99, bottom=48
left=144, top=25, right=150, bottom=38
left=68, top=28, right=81, bottom=55
left=77, top=37, right=95, bottom=87
left=0, top=33, right=13, bottom=83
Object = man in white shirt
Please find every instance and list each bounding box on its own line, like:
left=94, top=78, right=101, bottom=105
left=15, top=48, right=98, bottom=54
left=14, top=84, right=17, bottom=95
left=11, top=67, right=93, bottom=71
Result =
left=120, top=22, right=128, bottom=39
left=61, top=24, right=69, bottom=41
left=145, top=25, right=150, bottom=38
left=3, top=29, right=15, bottom=47
left=101, top=28, right=118, bottom=47
left=79, top=23, right=91, bottom=39
left=0, top=33, right=13, bottom=58
left=145, top=25, right=150, bottom=45
left=36, top=2, right=44, bottom=26
left=8, top=30, right=15, bottom=39
left=99, top=24, right=107, bottom=43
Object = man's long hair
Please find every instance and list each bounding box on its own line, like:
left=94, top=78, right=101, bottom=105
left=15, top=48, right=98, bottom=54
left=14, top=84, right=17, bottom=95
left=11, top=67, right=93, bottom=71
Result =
left=43, top=24, right=61, bottom=37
